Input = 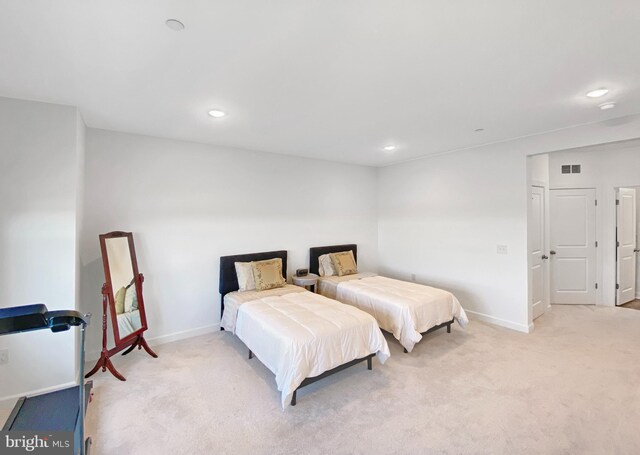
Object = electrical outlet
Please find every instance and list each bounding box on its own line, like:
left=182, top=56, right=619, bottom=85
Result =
left=0, top=348, right=8, bottom=365
left=411, top=273, right=416, bottom=282
left=497, top=245, right=508, bottom=255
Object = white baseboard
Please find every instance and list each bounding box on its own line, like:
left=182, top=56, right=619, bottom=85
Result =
left=147, top=323, right=220, bottom=348
left=86, top=323, right=219, bottom=362
left=0, top=381, right=76, bottom=408
left=465, top=310, right=532, bottom=333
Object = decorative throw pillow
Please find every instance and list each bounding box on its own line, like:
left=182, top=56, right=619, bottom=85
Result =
left=114, top=286, right=126, bottom=314
left=330, top=251, right=357, bottom=276
left=124, top=284, right=138, bottom=312
left=252, top=258, right=286, bottom=291
left=235, top=262, right=256, bottom=291
left=318, top=254, right=336, bottom=277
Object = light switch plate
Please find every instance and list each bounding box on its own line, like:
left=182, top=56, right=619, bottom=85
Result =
left=497, top=245, right=508, bottom=255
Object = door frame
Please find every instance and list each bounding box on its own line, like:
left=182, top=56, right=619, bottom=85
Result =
left=528, top=180, right=550, bottom=322
left=614, top=186, right=639, bottom=305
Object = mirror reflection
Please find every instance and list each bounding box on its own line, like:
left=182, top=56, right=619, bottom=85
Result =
left=105, top=237, right=142, bottom=338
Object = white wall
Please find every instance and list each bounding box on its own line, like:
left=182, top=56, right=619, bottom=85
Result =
left=378, top=115, right=640, bottom=332
left=548, top=140, right=640, bottom=306
left=74, top=112, right=86, bottom=379
left=0, top=97, right=82, bottom=401
left=80, top=129, right=379, bottom=357
left=378, top=146, right=530, bottom=331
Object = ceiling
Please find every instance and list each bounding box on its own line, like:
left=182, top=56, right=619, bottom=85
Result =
left=1, top=1, right=639, bottom=166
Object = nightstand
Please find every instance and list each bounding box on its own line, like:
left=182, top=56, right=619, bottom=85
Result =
left=292, top=273, right=319, bottom=293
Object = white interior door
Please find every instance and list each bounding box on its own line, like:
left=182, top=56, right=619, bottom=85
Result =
left=616, top=188, right=637, bottom=305
left=530, top=186, right=548, bottom=319
left=550, top=188, right=597, bottom=304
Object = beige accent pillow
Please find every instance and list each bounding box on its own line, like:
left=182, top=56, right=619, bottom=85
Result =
left=114, top=286, right=126, bottom=314
left=330, top=251, right=357, bottom=276
left=124, top=284, right=139, bottom=312
left=252, top=258, right=287, bottom=291
left=318, top=254, right=336, bottom=277
left=235, top=262, right=256, bottom=291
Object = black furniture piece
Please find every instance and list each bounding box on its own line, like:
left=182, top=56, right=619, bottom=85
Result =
left=309, top=244, right=454, bottom=353
left=219, top=250, right=377, bottom=405
left=0, top=304, right=92, bottom=455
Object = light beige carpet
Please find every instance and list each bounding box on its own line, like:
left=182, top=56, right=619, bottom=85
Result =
left=84, top=305, right=640, bottom=454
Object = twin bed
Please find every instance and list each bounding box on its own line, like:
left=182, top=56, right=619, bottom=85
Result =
left=219, top=250, right=389, bottom=408
left=219, top=245, right=468, bottom=408
left=310, top=244, right=468, bottom=353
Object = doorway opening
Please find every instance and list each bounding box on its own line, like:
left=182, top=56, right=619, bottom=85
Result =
left=615, top=186, right=640, bottom=308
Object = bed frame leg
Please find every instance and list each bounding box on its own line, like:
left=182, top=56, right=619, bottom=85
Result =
left=248, top=350, right=253, bottom=359
left=291, top=390, right=297, bottom=406
left=447, top=323, right=451, bottom=333
left=367, top=357, right=372, bottom=370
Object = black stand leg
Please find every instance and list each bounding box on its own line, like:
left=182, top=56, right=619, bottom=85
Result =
left=367, top=357, right=372, bottom=370
left=248, top=350, right=253, bottom=359
left=121, top=339, right=138, bottom=356
left=447, top=323, right=451, bottom=333
left=403, top=348, right=408, bottom=353
left=291, top=390, right=297, bottom=406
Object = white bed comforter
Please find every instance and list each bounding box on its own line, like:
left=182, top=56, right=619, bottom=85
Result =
left=333, top=275, right=468, bottom=353
left=230, top=288, right=390, bottom=408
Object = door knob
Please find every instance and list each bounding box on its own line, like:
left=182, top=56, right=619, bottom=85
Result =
left=541, top=255, right=549, bottom=260
left=635, top=249, right=640, bottom=253
left=550, top=251, right=556, bottom=255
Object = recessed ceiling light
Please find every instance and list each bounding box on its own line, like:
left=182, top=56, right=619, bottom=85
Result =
left=383, top=145, right=397, bottom=152
left=599, top=102, right=616, bottom=110
left=586, top=88, right=609, bottom=98
left=208, top=109, right=227, bottom=118
left=165, top=19, right=185, bottom=31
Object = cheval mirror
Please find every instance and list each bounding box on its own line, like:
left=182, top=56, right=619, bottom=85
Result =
left=86, top=231, right=157, bottom=381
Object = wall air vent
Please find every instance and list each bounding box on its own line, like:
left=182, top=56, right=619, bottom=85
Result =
left=561, top=164, right=581, bottom=174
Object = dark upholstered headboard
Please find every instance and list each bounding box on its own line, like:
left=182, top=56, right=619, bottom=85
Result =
left=219, top=250, right=288, bottom=320
left=309, top=244, right=357, bottom=275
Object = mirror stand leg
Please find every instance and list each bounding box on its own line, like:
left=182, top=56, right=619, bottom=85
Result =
left=138, top=335, right=158, bottom=358
left=104, top=357, right=127, bottom=381
left=85, top=357, right=104, bottom=379
left=121, top=341, right=138, bottom=356
left=85, top=352, right=126, bottom=381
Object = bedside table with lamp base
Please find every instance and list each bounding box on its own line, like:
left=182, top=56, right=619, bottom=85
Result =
left=292, top=273, right=319, bottom=293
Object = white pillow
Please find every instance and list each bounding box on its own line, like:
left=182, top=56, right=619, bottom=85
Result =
left=318, top=254, right=336, bottom=277
left=235, top=262, right=256, bottom=291
left=123, top=285, right=138, bottom=312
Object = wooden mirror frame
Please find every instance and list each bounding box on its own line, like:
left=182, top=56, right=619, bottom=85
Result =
left=100, top=231, right=148, bottom=344
left=86, top=231, right=157, bottom=381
